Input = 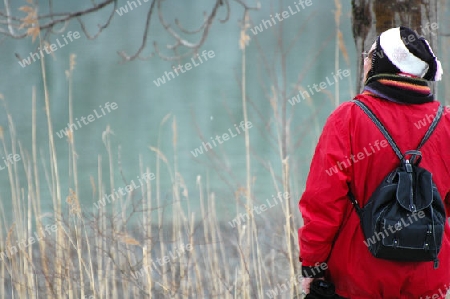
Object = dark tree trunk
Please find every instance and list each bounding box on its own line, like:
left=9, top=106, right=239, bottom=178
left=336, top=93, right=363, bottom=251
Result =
left=352, top=0, right=439, bottom=93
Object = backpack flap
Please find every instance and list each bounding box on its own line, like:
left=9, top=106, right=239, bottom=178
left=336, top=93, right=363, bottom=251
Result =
left=350, top=100, right=445, bottom=267
left=396, top=165, right=433, bottom=212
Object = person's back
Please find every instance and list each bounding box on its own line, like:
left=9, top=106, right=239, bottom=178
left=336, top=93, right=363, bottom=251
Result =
left=298, top=27, right=450, bottom=299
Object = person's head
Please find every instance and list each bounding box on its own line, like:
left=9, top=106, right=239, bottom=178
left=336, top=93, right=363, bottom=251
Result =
left=363, top=26, right=442, bottom=83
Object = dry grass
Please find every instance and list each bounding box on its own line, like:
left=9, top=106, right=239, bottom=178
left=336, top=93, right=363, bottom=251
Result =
left=0, top=21, right=304, bottom=298
left=0, top=92, right=302, bottom=298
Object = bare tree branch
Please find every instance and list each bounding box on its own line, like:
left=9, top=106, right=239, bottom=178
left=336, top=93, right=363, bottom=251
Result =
left=117, top=0, right=157, bottom=61
left=1, top=0, right=260, bottom=62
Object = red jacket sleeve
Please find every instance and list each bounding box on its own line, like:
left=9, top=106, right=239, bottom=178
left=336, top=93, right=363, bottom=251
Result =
left=298, top=102, right=353, bottom=267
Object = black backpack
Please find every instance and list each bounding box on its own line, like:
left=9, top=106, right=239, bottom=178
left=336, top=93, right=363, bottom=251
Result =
left=348, top=99, right=446, bottom=269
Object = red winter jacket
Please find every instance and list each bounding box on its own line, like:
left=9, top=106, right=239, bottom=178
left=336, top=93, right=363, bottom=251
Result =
left=298, top=93, right=450, bottom=299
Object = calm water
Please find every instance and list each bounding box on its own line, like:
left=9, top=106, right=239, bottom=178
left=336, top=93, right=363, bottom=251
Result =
left=0, top=0, right=359, bottom=223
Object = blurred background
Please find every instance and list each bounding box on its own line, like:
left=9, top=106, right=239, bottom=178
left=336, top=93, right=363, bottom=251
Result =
left=0, top=0, right=448, bottom=298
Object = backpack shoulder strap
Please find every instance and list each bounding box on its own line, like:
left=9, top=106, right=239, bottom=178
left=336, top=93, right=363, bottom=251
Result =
left=416, top=104, right=444, bottom=150
left=351, top=99, right=404, bottom=161
left=347, top=187, right=362, bottom=217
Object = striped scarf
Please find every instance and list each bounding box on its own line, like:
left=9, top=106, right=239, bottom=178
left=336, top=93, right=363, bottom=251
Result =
left=362, top=73, right=434, bottom=104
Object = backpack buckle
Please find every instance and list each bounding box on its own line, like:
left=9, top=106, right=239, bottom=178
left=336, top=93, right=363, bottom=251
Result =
left=404, top=150, right=422, bottom=165
left=404, top=159, right=413, bottom=173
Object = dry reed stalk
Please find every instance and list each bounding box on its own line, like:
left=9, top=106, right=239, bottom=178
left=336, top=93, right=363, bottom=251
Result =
left=0, top=204, right=4, bottom=297
left=334, top=0, right=342, bottom=108
left=145, top=168, right=153, bottom=297
left=103, top=124, right=120, bottom=299
left=95, top=156, right=104, bottom=299
left=155, top=114, right=171, bottom=218
left=102, top=201, right=108, bottom=299
left=118, top=183, right=131, bottom=298
left=186, top=212, right=195, bottom=296
left=22, top=149, right=36, bottom=299
left=171, top=116, right=179, bottom=294
left=65, top=55, right=87, bottom=299
left=0, top=124, right=6, bottom=297
left=29, top=86, right=54, bottom=298
left=214, top=201, right=230, bottom=299
left=36, top=32, right=65, bottom=298
left=84, top=221, right=96, bottom=299
left=203, top=187, right=215, bottom=294
left=194, top=175, right=206, bottom=298
left=240, top=11, right=254, bottom=299
left=209, top=192, right=220, bottom=295
left=105, top=254, right=111, bottom=299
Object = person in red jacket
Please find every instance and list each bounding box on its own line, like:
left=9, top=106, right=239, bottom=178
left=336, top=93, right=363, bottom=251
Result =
left=298, top=26, right=450, bottom=299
